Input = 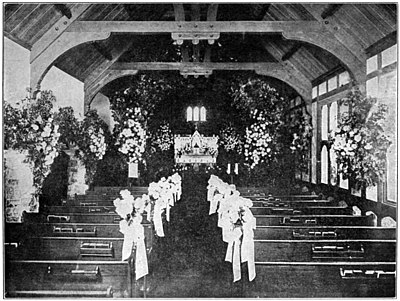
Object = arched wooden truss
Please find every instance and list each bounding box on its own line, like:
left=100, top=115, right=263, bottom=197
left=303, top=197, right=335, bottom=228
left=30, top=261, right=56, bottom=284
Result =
left=31, top=21, right=365, bottom=103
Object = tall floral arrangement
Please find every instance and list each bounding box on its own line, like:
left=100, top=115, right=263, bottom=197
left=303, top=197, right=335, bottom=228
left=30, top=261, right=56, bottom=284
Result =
left=76, top=110, right=109, bottom=185
left=230, top=78, right=287, bottom=170
left=4, top=91, right=61, bottom=194
left=244, top=109, right=282, bottom=169
left=115, top=107, right=147, bottom=163
left=150, top=122, right=173, bottom=152
left=288, top=108, right=313, bottom=171
left=329, top=88, right=391, bottom=189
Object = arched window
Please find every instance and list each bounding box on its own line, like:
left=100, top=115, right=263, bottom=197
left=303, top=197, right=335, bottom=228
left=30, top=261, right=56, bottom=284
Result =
left=193, top=106, right=200, bottom=121
left=321, top=145, right=328, bottom=184
left=200, top=106, right=206, bottom=121
left=321, top=105, right=328, bottom=140
left=329, top=102, right=338, bottom=133
left=186, top=106, right=192, bottom=122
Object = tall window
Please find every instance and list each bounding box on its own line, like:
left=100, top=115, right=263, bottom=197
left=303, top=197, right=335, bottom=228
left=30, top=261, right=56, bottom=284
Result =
left=200, top=106, right=206, bottom=121
left=366, top=43, right=397, bottom=204
left=186, top=106, right=192, bottom=122
left=193, top=107, right=199, bottom=121
left=187, top=106, right=206, bottom=122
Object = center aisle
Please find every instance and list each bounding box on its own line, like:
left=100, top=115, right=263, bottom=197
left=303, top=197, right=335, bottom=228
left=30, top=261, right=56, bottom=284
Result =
left=148, top=172, right=238, bottom=298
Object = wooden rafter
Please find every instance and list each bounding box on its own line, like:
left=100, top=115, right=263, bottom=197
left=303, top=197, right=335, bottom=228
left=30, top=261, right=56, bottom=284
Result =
left=66, top=21, right=323, bottom=33
left=282, top=43, right=302, bottom=61
left=31, top=4, right=90, bottom=63
left=54, top=4, right=72, bottom=19
left=321, top=4, right=343, bottom=19
left=91, top=41, right=113, bottom=61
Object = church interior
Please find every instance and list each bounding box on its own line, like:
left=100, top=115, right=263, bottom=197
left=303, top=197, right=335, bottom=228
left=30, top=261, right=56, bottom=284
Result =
left=3, top=3, right=397, bottom=298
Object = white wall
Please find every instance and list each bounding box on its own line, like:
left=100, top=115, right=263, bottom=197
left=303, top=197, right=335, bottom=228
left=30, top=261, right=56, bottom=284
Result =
left=41, top=66, right=85, bottom=120
left=91, top=92, right=115, bottom=131
left=3, top=37, right=85, bottom=119
left=4, top=37, right=31, bottom=104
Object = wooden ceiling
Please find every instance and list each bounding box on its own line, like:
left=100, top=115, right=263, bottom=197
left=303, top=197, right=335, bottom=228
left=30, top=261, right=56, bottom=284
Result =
left=4, top=3, right=397, bottom=96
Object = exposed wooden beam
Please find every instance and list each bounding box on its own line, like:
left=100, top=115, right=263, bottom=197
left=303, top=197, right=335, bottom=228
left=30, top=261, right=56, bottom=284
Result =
left=66, top=21, right=323, bottom=33
left=173, top=4, right=190, bottom=62
left=85, top=41, right=134, bottom=91
left=321, top=4, right=343, bottom=19
left=4, top=31, right=32, bottom=50
left=255, top=4, right=271, bottom=20
left=31, top=31, right=111, bottom=90
left=282, top=43, right=302, bottom=61
left=85, top=69, right=139, bottom=113
left=91, top=41, right=113, bottom=61
left=111, top=62, right=281, bottom=71
left=54, top=4, right=72, bottom=19
left=204, top=4, right=218, bottom=62
left=207, top=4, right=219, bottom=21
left=31, top=4, right=90, bottom=63
left=173, top=4, right=185, bottom=21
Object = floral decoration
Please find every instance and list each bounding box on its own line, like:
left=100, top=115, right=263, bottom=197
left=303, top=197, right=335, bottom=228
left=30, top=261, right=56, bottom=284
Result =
left=76, top=110, right=109, bottom=185
left=115, top=107, right=147, bottom=163
left=150, top=122, right=174, bottom=152
left=244, top=109, right=282, bottom=169
left=288, top=108, right=313, bottom=171
left=219, top=125, right=243, bottom=154
left=329, top=88, right=391, bottom=189
left=4, top=92, right=61, bottom=194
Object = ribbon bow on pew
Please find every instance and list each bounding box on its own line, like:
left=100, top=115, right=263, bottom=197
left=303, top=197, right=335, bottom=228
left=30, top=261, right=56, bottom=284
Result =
left=209, top=176, right=256, bottom=282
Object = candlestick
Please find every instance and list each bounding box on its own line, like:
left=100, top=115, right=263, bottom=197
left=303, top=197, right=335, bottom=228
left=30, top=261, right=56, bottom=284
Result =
left=234, top=163, right=239, bottom=175
left=227, top=163, right=231, bottom=174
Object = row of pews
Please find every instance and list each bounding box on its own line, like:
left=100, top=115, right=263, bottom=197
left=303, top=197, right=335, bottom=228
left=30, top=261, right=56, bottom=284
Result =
left=238, top=189, right=396, bottom=298
left=5, top=186, right=154, bottom=298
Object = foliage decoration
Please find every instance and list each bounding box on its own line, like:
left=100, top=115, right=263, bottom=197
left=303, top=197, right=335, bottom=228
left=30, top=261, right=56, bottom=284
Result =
left=329, top=88, right=391, bottom=189
left=288, top=108, right=313, bottom=171
left=4, top=91, right=61, bottom=194
left=53, top=106, right=80, bottom=148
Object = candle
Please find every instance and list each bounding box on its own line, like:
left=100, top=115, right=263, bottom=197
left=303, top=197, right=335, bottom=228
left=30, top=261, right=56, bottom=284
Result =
left=227, top=163, right=231, bottom=174
left=234, top=163, right=239, bottom=175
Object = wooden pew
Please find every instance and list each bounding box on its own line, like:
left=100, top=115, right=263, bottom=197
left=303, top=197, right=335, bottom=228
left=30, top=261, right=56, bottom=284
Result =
left=254, top=239, right=395, bottom=262
left=245, top=262, right=396, bottom=298
left=255, top=215, right=375, bottom=226
left=252, top=200, right=334, bottom=207
left=5, top=260, right=131, bottom=297
left=44, top=205, right=115, bottom=214
left=254, top=226, right=396, bottom=240
left=250, top=206, right=352, bottom=215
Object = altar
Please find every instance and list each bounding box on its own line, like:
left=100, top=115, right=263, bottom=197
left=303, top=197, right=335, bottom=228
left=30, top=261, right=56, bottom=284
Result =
left=174, top=131, right=218, bottom=165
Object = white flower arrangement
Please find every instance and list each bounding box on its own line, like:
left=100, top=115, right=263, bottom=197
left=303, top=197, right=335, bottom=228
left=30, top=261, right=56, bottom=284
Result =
left=244, top=110, right=278, bottom=169
left=116, top=107, right=147, bottom=163
left=151, top=123, right=173, bottom=151
left=219, top=126, right=243, bottom=154
left=88, top=127, right=106, bottom=160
